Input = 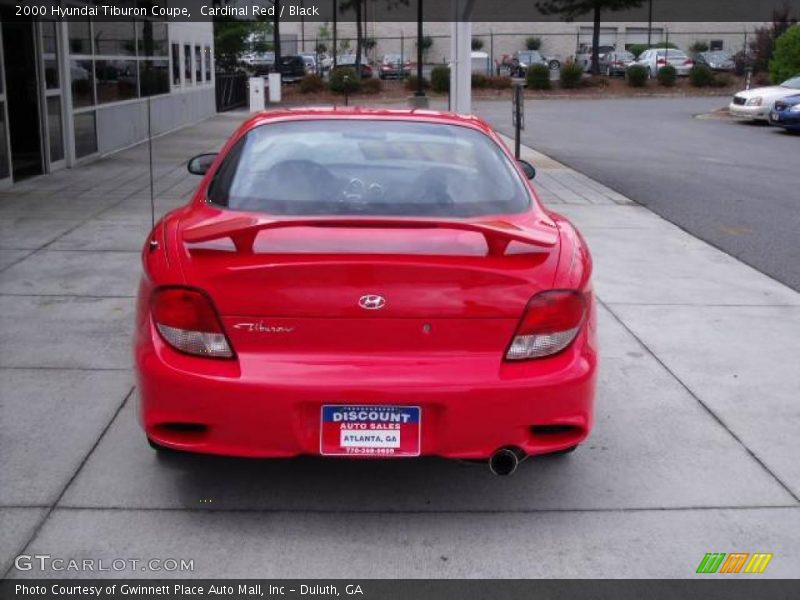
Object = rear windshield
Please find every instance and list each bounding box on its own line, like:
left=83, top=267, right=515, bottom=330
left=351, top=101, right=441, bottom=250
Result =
left=207, top=120, right=531, bottom=218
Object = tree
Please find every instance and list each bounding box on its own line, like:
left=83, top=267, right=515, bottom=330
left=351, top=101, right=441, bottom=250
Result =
left=536, top=0, right=644, bottom=75
left=749, top=6, right=797, bottom=73
left=472, top=37, right=484, bottom=51
left=770, top=24, right=800, bottom=83
left=214, top=17, right=271, bottom=72
left=526, top=36, right=542, bottom=51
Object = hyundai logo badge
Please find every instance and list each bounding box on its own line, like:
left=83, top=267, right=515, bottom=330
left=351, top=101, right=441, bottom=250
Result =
left=359, top=294, right=386, bottom=310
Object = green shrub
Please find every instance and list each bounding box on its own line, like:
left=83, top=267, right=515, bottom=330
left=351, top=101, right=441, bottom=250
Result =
left=770, top=25, right=800, bottom=83
left=404, top=74, right=430, bottom=92
left=471, top=37, right=484, bottom=51
left=430, top=65, right=450, bottom=93
left=657, top=65, right=677, bottom=87
left=299, top=74, right=325, bottom=94
left=689, top=64, right=715, bottom=87
left=689, top=41, right=709, bottom=54
left=526, top=36, right=542, bottom=51
left=559, top=62, right=584, bottom=89
left=471, top=73, right=490, bottom=88
left=526, top=63, right=551, bottom=89
left=328, top=67, right=361, bottom=94
left=360, top=77, right=382, bottom=94
left=489, top=75, right=513, bottom=89
left=627, top=64, right=648, bottom=87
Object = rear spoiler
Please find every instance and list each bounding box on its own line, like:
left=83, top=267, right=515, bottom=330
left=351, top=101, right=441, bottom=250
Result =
left=183, top=216, right=557, bottom=256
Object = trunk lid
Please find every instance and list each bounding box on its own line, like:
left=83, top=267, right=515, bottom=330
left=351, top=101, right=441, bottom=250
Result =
left=177, top=214, right=560, bottom=354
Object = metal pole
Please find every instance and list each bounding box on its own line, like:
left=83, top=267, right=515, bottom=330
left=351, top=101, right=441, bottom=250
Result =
left=647, top=0, right=653, bottom=46
left=416, top=0, right=425, bottom=97
left=332, top=0, right=337, bottom=68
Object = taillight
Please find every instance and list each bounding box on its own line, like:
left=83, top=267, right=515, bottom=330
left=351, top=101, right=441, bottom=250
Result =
left=684, top=59, right=694, bottom=66
left=505, top=290, right=587, bottom=360
left=151, top=287, right=233, bottom=358
left=657, top=58, right=667, bottom=65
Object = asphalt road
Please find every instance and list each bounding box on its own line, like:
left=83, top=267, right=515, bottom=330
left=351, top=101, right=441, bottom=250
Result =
left=479, top=96, right=800, bottom=291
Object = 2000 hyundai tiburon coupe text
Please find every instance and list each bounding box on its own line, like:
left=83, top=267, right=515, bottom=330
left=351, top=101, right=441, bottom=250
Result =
left=134, top=108, right=597, bottom=476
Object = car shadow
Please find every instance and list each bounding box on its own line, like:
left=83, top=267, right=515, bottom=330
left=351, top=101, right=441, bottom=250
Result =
left=153, top=448, right=576, bottom=512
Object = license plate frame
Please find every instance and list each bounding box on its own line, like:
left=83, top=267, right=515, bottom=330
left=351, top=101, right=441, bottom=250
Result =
left=320, top=405, right=421, bottom=457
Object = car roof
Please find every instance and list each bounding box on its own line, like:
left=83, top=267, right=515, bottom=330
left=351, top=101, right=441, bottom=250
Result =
left=239, top=107, right=495, bottom=137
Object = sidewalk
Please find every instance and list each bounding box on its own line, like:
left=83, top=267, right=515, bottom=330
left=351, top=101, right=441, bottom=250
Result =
left=1, top=110, right=798, bottom=579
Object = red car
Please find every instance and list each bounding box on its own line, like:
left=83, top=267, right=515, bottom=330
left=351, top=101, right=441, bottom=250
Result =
left=134, top=108, right=597, bottom=476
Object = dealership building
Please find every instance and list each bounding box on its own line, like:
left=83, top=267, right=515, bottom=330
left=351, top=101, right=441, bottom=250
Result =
left=0, top=7, right=214, bottom=188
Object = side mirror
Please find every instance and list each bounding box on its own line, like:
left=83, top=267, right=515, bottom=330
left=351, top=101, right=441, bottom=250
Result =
left=518, top=159, right=536, bottom=180
left=187, top=153, right=217, bottom=175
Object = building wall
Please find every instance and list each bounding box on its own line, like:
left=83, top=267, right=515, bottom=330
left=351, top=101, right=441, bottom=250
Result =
left=93, top=21, right=215, bottom=159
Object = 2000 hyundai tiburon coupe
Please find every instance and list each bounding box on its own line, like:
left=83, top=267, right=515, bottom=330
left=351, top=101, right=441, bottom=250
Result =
left=134, top=108, right=597, bottom=476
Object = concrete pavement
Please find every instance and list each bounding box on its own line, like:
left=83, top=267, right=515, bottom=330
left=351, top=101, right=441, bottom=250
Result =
left=1, top=109, right=798, bottom=579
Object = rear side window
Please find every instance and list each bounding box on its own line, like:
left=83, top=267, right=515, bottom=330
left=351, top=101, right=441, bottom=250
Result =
left=207, top=120, right=530, bottom=218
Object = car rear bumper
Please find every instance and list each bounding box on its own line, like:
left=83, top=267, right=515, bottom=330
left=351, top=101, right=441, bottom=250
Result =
left=135, top=319, right=597, bottom=460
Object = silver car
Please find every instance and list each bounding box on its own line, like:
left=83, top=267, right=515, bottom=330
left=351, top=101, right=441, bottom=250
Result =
left=635, top=48, right=694, bottom=78
left=599, top=50, right=636, bottom=77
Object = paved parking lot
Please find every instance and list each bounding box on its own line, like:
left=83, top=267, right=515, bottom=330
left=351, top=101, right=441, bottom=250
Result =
left=479, top=96, right=800, bottom=291
left=1, top=109, right=799, bottom=579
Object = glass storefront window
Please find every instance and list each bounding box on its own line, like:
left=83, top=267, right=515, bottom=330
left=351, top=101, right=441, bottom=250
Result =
left=205, top=47, right=212, bottom=81
left=171, top=43, right=180, bottom=85
left=71, top=60, right=95, bottom=108
left=47, top=97, right=64, bottom=163
left=42, top=20, right=60, bottom=89
left=137, top=20, right=168, bottom=57
left=93, top=21, right=136, bottom=56
left=184, top=44, right=192, bottom=82
left=140, top=60, right=169, bottom=96
left=96, top=60, right=138, bottom=104
left=68, top=19, right=92, bottom=55
left=195, top=46, right=202, bottom=83
left=74, top=111, right=97, bottom=158
left=0, top=103, right=8, bottom=179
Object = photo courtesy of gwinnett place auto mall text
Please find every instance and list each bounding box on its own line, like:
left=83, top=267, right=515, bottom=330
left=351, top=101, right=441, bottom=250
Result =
left=0, top=0, right=798, bottom=597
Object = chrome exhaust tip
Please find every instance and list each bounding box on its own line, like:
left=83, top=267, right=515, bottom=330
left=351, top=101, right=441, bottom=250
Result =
left=489, top=447, right=525, bottom=476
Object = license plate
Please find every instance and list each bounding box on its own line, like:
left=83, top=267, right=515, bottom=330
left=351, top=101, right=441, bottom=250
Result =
left=320, top=405, right=421, bottom=457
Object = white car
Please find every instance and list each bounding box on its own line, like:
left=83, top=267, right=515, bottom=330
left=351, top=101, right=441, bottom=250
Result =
left=635, top=48, right=694, bottom=78
left=729, top=75, right=800, bottom=121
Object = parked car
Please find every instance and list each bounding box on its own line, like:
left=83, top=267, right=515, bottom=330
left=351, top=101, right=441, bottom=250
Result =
left=136, top=108, right=597, bottom=475
left=693, top=50, right=735, bottom=72
left=635, top=48, right=694, bottom=78
left=299, top=53, right=318, bottom=75
left=378, top=54, right=412, bottom=79
left=334, top=54, right=373, bottom=78
left=599, top=50, right=636, bottom=77
left=276, top=55, right=306, bottom=83
left=730, top=75, right=800, bottom=121
left=505, top=50, right=548, bottom=77
left=249, top=52, right=275, bottom=75
left=769, top=94, right=800, bottom=132
left=575, top=44, right=615, bottom=72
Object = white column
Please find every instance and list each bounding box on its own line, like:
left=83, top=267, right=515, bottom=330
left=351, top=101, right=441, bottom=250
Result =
left=449, top=0, right=475, bottom=115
